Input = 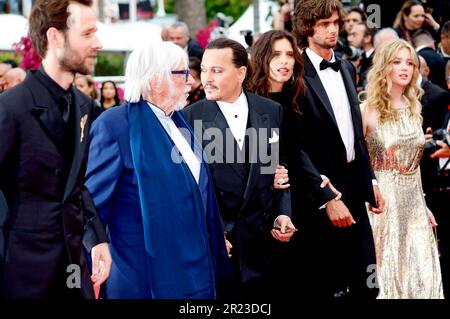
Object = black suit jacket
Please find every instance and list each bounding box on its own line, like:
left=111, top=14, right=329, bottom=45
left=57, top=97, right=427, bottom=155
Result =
left=183, top=91, right=291, bottom=283
left=418, top=47, right=448, bottom=91
left=300, top=52, right=376, bottom=211
left=187, top=38, right=204, bottom=60
left=421, top=79, right=450, bottom=131
left=0, top=71, right=107, bottom=298
left=421, top=109, right=450, bottom=191
left=357, top=51, right=373, bottom=90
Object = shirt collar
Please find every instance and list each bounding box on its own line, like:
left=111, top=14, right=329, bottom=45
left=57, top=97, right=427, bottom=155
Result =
left=415, top=45, right=429, bottom=53
left=306, top=47, right=336, bottom=72
left=365, top=47, right=375, bottom=58
left=35, top=65, right=73, bottom=101
left=216, top=90, right=246, bottom=109
left=147, top=101, right=173, bottom=123
left=440, top=47, right=450, bottom=58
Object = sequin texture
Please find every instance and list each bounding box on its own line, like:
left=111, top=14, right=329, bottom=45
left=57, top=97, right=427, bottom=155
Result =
left=366, top=108, right=444, bottom=299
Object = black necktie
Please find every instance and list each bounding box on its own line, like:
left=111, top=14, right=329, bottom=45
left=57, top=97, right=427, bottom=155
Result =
left=319, top=59, right=341, bottom=72
left=59, top=92, right=72, bottom=123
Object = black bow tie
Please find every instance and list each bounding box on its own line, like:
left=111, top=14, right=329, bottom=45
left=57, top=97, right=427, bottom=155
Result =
left=319, top=59, right=341, bottom=72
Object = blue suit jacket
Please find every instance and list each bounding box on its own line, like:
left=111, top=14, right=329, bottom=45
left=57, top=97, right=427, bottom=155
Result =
left=85, top=105, right=151, bottom=298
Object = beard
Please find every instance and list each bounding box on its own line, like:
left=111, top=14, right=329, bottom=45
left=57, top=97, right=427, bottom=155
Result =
left=58, top=39, right=95, bottom=75
left=167, top=83, right=190, bottom=112
left=319, top=40, right=337, bottom=50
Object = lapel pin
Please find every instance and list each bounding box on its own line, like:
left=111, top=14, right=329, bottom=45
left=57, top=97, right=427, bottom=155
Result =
left=80, top=114, right=88, bottom=143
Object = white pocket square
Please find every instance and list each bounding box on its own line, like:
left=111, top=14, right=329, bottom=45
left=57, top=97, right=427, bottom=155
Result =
left=269, top=131, right=279, bottom=144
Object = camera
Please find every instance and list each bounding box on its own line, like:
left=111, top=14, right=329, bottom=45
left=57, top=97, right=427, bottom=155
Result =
left=424, top=129, right=450, bottom=155
left=336, top=40, right=363, bottom=61
left=240, top=29, right=253, bottom=48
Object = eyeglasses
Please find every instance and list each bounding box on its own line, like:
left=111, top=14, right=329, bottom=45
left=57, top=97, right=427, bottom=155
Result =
left=171, top=69, right=190, bottom=82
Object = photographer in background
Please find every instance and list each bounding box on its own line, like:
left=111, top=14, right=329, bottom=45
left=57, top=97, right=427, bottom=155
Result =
left=347, top=22, right=376, bottom=90
left=422, top=110, right=450, bottom=298
left=419, top=55, right=450, bottom=131
left=343, top=7, right=367, bottom=36
left=421, top=63, right=450, bottom=298
left=420, top=54, right=450, bottom=298
left=273, top=0, right=294, bottom=32
left=334, top=39, right=363, bottom=77
left=240, top=30, right=261, bottom=56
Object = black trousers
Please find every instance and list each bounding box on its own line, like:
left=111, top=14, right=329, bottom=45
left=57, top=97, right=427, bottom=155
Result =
left=425, top=190, right=450, bottom=298
left=293, top=161, right=378, bottom=300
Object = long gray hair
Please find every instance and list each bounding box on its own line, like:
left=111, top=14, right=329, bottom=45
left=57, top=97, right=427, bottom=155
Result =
left=124, top=41, right=188, bottom=103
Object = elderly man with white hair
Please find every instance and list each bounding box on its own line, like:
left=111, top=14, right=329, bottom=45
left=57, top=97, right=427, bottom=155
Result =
left=84, top=41, right=230, bottom=299
left=373, top=27, right=399, bottom=49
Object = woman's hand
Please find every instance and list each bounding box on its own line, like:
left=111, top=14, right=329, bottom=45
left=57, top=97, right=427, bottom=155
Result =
left=274, top=165, right=290, bottom=189
left=427, top=208, right=438, bottom=228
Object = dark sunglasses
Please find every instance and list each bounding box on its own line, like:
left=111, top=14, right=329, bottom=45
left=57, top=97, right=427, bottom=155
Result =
left=171, top=69, right=190, bottom=82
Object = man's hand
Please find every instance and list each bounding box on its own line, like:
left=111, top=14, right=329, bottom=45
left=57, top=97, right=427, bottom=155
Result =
left=224, top=234, right=233, bottom=258
left=369, top=185, right=384, bottom=214
left=91, top=242, right=112, bottom=288
left=271, top=215, right=297, bottom=242
left=430, top=141, right=450, bottom=158
left=274, top=164, right=290, bottom=189
left=326, top=199, right=356, bottom=227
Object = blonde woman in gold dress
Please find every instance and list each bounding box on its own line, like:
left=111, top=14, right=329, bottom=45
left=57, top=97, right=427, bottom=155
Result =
left=360, top=39, right=443, bottom=299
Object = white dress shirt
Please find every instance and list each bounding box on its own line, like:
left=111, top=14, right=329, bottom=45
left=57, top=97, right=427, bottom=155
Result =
left=148, top=102, right=201, bottom=184
left=365, top=47, right=375, bottom=59
left=439, top=47, right=450, bottom=58
left=306, top=48, right=355, bottom=162
left=217, top=91, right=249, bottom=150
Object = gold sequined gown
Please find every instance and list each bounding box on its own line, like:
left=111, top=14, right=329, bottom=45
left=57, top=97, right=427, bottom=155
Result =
left=366, top=107, right=444, bottom=299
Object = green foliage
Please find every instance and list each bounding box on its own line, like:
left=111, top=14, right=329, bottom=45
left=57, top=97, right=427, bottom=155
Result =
left=161, top=0, right=175, bottom=14
left=204, top=0, right=252, bottom=22
left=94, top=53, right=124, bottom=76
left=165, top=0, right=252, bottom=24
left=0, top=52, right=20, bottom=65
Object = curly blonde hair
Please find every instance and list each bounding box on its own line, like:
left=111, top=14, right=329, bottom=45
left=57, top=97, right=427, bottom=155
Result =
left=360, top=39, right=423, bottom=124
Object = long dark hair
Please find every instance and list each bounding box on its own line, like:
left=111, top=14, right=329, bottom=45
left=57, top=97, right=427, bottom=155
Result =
left=100, top=80, right=120, bottom=107
left=393, top=0, right=423, bottom=29
left=249, top=30, right=306, bottom=114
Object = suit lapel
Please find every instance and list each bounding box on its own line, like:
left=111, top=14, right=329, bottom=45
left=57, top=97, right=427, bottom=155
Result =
left=302, top=52, right=338, bottom=128
left=27, top=77, right=65, bottom=148
left=240, top=93, right=269, bottom=211
left=63, top=91, right=90, bottom=202
left=201, top=100, right=246, bottom=179
left=339, top=61, right=364, bottom=137
left=444, top=110, right=450, bottom=129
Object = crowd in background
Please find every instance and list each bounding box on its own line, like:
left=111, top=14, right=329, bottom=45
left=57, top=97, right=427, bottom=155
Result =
left=0, top=0, right=449, bottom=300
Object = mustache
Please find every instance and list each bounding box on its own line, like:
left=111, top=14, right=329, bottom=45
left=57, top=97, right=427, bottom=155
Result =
left=204, top=84, right=218, bottom=90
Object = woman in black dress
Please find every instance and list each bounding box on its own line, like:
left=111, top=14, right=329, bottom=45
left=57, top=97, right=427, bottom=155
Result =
left=249, top=30, right=340, bottom=291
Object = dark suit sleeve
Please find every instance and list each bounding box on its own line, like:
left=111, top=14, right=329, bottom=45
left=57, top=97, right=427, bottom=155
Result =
left=297, top=151, right=336, bottom=207
left=0, top=102, right=16, bottom=172
left=0, top=102, right=15, bottom=221
left=281, top=100, right=336, bottom=209
left=81, top=186, right=108, bottom=251
left=274, top=104, right=292, bottom=218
